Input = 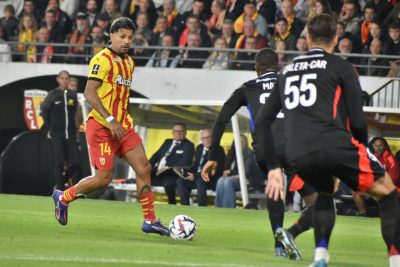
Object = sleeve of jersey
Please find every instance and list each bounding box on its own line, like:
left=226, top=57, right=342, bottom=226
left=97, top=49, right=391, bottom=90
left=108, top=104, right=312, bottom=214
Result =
left=208, top=88, right=246, bottom=161
left=341, top=65, right=368, bottom=146
left=87, top=55, right=110, bottom=82
left=253, top=83, right=282, bottom=170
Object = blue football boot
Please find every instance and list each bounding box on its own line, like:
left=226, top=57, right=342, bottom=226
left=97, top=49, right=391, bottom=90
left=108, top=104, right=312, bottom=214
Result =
left=52, top=190, right=68, bottom=226
left=142, top=220, right=170, bottom=236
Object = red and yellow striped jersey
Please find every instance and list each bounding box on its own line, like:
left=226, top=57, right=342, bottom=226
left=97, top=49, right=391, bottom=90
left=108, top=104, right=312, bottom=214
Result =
left=87, top=47, right=135, bottom=130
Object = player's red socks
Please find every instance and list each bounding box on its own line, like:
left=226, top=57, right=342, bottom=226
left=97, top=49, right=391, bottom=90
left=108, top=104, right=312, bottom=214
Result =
left=61, top=186, right=77, bottom=204
left=139, top=191, right=156, bottom=223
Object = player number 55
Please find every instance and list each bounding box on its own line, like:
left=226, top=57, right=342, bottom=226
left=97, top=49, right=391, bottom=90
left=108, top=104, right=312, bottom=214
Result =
left=284, top=74, right=317, bottom=110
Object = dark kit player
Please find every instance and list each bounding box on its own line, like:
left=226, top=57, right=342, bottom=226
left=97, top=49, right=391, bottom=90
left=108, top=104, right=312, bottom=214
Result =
left=255, top=14, right=400, bottom=267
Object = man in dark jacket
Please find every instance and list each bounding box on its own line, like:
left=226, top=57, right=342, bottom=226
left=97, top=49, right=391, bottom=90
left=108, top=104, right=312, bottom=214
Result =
left=150, top=123, right=195, bottom=204
left=177, top=128, right=225, bottom=206
left=41, top=70, right=80, bottom=191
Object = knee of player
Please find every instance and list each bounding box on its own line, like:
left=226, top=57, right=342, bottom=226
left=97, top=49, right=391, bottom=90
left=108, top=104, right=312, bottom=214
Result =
left=94, top=171, right=112, bottom=187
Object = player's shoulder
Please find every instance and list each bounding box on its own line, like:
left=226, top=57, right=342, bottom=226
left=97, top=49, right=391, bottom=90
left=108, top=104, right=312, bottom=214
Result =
left=242, top=71, right=278, bottom=88
left=90, top=48, right=111, bottom=64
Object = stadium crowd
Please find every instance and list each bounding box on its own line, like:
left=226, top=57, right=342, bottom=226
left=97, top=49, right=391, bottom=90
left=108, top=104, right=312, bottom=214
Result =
left=0, top=0, right=399, bottom=75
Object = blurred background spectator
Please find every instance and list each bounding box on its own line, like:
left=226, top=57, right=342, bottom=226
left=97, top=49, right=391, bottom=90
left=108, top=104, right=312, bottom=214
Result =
left=203, top=37, right=230, bottom=70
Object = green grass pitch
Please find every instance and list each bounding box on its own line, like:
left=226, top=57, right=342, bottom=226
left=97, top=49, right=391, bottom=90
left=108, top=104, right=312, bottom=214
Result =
left=0, top=194, right=388, bottom=267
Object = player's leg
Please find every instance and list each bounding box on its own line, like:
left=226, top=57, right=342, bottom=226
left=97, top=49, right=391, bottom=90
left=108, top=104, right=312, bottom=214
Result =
left=352, top=191, right=368, bottom=216
left=52, top=118, right=116, bottom=226
left=122, top=143, right=170, bottom=236
left=177, top=177, right=192, bottom=205
left=195, top=174, right=209, bottom=206
left=367, top=173, right=400, bottom=266
left=334, top=143, right=400, bottom=267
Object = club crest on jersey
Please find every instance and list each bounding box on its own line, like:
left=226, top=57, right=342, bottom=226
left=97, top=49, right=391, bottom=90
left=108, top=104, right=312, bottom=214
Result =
left=99, top=157, right=105, bottom=165
left=114, top=75, right=132, bottom=86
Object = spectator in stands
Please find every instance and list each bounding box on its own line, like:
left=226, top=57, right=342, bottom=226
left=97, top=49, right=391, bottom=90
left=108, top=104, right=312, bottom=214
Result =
left=0, top=26, right=11, bottom=62
left=150, top=16, right=175, bottom=46
left=135, top=11, right=153, bottom=42
left=42, top=9, right=65, bottom=43
left=339, top=0, right=361, bottom=36
left=27, top=27, right=54, bottom=63
left=384, top=2, right=400, bottom=26
left=150, top=123, right=195, bottom=205
left=296, top=35, right=308, bottom=53
left=46, top=0, right=72, bottom=36
left=0, top=4, right=19, bottom=41
left=216, top=19, right=238, bottom=48
left=257, top=0, right=276, bottom=28
left=384, top=22, right=400, bottom=57
left=363, top=21, right=387, bottom=52
left=66, top=12, right=92, bottom=64
left=17, top=14, right=37, bottom=60
left=84, top=0, right=100, bottom=27
left=234, top=18, right=267, bottom=50
left=95, top=13, right=111, bottom=42
left=314, top=0, right=332, bottom=16
left=90, top=25, right=106, bottom=56
left=175, top=0, right=194, bottom=15
left=295, top=0, right=315, bottom=24
left=358, top=3, right=375, bottom=48
left=102, top=0, right=122, bottom=22
left=278, top=0, right=305, bottom=38
left=353, top=137, right=400, bottom=215
left=18, top=0, right=43, bottom=25
left=269, top=18, right=296, bottom=51
left=59, top=0, right=79, bottom=20
left=145, top=33, right=180, bottom=67
left=177, top=128, right=225, bottom=206
left=215, top=135, right=264, bottom=208
left=41, top=70, right=80, bottom=191
left=130, top=32, right=152, bottom=66
left=129, top=0, right=158, bottom=30
left=360, top=38, right=389, bottom=76
left=179, top=14, right=212, bottom=47
left=338, top=36, right=358, bottom=65
left=206, top=0, right=227, bottom=38
left=177, top=32, right=209, bottom=68
left=234, top=0, right=268, bottom=37
left=203, top=37, right=230, bottom=70
left=276, top=40, right=287, bottom=67
left=183, top=0, right=210, bottom=25
left=231, top=35, right=256, bottom=70
left=372, top=0, right=392, bottom=23
left=226, top=0, right=245, bottom=21
left=161, top=0, right=185, bottom=36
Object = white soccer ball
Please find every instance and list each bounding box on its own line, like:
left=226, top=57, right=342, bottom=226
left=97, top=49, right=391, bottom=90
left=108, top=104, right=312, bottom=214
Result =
left=169, top=214, right=197, bottom=240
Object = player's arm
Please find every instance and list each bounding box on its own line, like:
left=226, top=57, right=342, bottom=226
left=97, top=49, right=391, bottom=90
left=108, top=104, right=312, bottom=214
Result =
left=202, top=88, right=245, bottom=181
left=84, top=80, right=124, bottom=140
left=254, top=82, right=282, bottom=170
left=254, top=83, right=284, bottom=200
left=341, top=65, right=368, bottom=146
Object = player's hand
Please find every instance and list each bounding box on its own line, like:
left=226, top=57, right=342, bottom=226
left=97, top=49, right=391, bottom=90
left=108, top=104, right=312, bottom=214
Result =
left=186, top=172, right=194, bottom=181
left=266, top=168, right=284, bottom=201
left=201, top=161, right=217, bottom=182
left=108, top=120, right=125, bottom=140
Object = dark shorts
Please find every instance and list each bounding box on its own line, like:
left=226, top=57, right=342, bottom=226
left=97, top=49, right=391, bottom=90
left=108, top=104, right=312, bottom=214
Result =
left=289, top=140, right=385, bottom=193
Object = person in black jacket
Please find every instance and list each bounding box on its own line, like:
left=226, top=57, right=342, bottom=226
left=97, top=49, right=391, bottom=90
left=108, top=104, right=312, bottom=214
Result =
left=41, top=70, right=80, bottom=191
left=150, top=123, right=195, bottom=204
left=177, top=128, right=225, bottom=206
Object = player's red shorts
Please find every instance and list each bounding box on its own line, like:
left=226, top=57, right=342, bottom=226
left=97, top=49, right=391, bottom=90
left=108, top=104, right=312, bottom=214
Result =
left=86, top=118, right=142, bottom=170
left=289, top=175, right=305, bottom=192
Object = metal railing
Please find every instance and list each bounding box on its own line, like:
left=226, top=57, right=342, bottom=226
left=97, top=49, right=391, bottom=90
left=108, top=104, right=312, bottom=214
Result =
left=368, top=79, right=400, bottom=109
left=0, top=41, right=399, bottom=76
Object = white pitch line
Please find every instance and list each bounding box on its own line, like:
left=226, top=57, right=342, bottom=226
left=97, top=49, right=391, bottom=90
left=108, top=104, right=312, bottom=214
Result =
left=0, top=255, right=260, bottom=267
